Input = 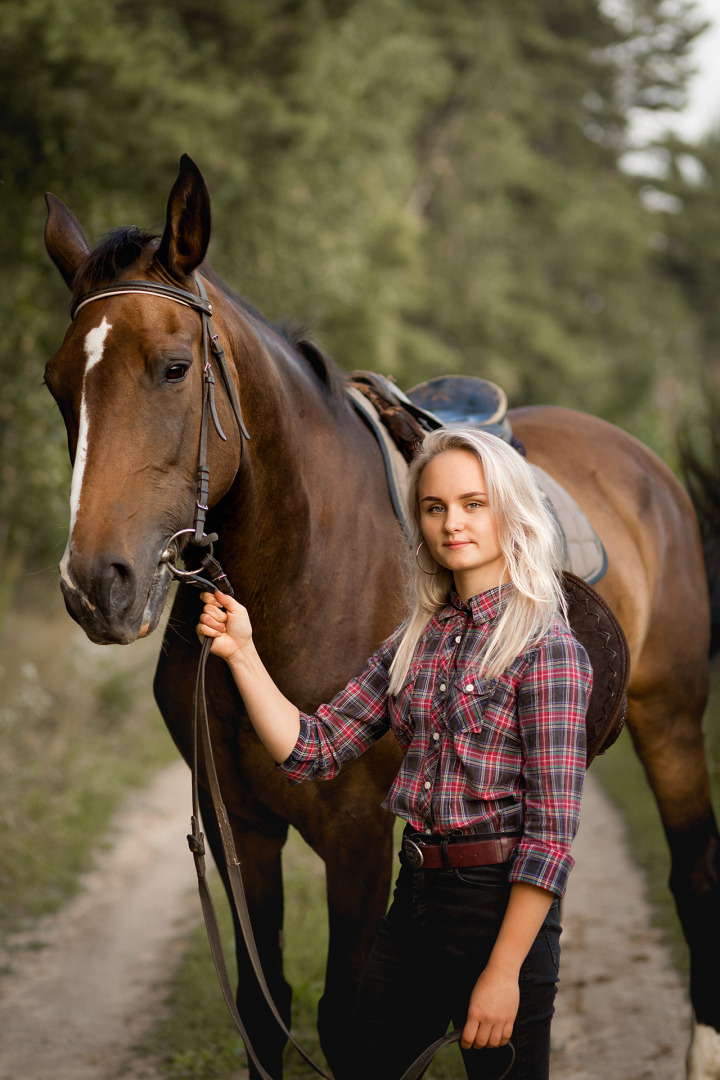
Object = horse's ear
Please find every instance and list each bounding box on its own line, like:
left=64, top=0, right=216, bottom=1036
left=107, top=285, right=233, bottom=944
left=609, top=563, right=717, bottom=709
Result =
left=155, top=154, right=211, bottom=280
left=44, top=193, right=91, bottom=288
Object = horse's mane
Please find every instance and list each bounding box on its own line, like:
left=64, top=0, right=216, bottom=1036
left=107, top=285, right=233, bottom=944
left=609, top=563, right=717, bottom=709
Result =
left=70, top=226, right=160, bottom=303
left=203, top=268, right=350, bottom=412
left=70, top=228, right=349, bottom=412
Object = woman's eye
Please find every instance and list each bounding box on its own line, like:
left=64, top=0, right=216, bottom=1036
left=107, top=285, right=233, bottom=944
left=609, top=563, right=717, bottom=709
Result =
left=165, top=362, right=189, bottom=383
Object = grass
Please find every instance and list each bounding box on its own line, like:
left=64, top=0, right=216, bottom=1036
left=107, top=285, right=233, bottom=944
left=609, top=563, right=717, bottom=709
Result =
left=136, top=831, right=330, bottom=1080
left=591, top=661, right=720, bottom=974
left=0, top=575, right=178, bottom=945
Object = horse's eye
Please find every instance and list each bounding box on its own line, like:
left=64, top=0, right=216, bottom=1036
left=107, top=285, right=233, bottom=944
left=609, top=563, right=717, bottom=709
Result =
left=165, top=361, right=189, bottom=383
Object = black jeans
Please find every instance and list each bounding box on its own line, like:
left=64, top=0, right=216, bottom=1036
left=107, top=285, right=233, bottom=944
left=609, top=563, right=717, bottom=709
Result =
left=344, top=846, right=561, bottom=1080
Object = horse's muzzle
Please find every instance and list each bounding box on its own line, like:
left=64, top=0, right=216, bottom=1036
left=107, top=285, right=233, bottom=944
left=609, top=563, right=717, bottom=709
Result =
left=59, top=555, right=173, bottom=644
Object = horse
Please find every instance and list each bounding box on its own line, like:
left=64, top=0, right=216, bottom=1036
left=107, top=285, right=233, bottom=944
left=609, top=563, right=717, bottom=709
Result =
left=43, top=155, right=720, bottom=1080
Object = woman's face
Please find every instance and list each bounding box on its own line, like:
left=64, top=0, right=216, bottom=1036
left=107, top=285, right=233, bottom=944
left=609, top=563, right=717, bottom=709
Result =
left=417, top=449, right=508, bottom=601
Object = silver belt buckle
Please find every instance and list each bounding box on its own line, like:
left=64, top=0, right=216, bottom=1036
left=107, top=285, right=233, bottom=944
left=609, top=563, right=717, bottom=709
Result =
left=402, top=838, right=424, bottom=869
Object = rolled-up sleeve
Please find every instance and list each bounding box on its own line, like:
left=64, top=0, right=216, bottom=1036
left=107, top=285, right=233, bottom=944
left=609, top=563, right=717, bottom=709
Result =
left=509, top=633, right=592, bottom=897
left=278, top=640, right=395, bottom=784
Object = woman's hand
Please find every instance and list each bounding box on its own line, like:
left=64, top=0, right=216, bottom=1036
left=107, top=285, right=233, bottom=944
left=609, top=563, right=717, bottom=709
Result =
left=461, top=882, right=553, bottom=1052
left=461, top=967, right=518, bottom=1050
left=196, top=589, right=302, bottom=763
left=196, top=590, right=252, bottom=662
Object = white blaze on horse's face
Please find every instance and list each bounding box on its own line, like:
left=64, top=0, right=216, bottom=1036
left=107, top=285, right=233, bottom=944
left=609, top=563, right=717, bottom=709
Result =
left=59, top=316, right=113, bottom=592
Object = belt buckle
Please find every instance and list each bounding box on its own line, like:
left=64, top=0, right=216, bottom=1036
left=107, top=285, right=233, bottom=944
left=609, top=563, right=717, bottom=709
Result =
left=402, top=838, right=424, bottom=869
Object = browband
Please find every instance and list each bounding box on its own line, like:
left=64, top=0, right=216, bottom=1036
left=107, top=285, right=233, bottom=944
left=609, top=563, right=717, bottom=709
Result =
left=72, top=279, right=213, bottom=320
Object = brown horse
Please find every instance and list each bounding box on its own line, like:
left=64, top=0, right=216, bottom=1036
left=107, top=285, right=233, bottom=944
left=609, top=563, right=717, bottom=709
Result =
left=44, top=156, right=720, bottom=1079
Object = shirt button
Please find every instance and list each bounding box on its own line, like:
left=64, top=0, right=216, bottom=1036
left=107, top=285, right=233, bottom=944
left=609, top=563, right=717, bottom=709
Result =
left=455, top=635, right=462, bottom=644
left=432, top=732, right=440, bottom=742
left=439, top=683, right=447, bottom=692
left=424, top=781, right=431, bottom=790
left=466, top=683, right=474, bottom=692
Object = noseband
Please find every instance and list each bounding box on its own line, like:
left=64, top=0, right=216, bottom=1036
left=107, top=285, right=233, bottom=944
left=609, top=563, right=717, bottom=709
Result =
left=72, top=276, right=250, bottom=553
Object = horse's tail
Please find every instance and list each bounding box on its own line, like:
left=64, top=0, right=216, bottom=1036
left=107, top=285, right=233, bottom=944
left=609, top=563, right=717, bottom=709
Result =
left=680, top=411, right=720, bottom=657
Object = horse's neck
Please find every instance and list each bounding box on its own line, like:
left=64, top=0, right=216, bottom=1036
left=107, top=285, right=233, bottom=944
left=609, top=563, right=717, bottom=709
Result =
left=214, top=308, right=365, bottom=584
left=204, top=300, right=406, bottom=680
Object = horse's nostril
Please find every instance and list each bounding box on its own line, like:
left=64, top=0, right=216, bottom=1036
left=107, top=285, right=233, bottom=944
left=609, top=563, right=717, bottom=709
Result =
left=100, top=559, right=135, bottom=614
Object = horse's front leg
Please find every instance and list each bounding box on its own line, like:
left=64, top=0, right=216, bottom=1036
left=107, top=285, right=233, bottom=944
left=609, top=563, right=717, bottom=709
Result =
left=313, top=794, right=396, bottom=1077
left=628, top=685, right=720, bottom=1080
left=198, top=786, right=292, bottom=1080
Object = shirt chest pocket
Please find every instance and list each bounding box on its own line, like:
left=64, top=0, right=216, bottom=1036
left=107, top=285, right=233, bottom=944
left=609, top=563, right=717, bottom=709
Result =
left=388, top=663, right=422, bottom=742
left=445, top=675, right=520, bottom=746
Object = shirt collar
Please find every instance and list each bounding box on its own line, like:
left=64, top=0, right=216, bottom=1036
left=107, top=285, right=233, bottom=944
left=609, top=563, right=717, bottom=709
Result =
left=439, top=582, right=514, bottom=626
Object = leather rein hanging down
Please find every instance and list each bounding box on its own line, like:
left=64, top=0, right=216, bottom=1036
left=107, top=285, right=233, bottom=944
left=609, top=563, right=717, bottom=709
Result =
left=70, top=277, right=515, bottom=1080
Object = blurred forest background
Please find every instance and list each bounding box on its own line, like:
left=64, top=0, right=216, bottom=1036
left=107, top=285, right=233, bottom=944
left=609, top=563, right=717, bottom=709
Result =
left=2, top=0, right=720, bottom=606
left=2, top=2, right=720, bottom=1073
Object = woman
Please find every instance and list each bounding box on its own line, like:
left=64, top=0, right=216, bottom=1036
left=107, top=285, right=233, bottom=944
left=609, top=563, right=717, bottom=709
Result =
left=197, top=427, right=592, bottom=1080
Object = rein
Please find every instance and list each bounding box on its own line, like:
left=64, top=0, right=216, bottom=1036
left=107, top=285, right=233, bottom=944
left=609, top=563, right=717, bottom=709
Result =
left=71, top=275, right=515, bottom=1080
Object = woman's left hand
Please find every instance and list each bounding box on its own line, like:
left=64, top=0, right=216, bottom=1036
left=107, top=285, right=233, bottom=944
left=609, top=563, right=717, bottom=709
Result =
left=460, top=967, right=518, bottom=1050
left=461, top=881, right=552, bottom=1051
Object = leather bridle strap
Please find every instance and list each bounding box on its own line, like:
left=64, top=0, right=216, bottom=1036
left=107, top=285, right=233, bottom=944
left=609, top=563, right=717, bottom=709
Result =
left=194, top=276, right=251, bottom=444
left=399, top=1031, right=515, bottom=1080
left=72, top=276, right=251, bottom=444
left=71, top=275, right=250, bottom=545
left=191, top=635, right=333, bottom=1080
left=72, top=278, right=214, bottom=318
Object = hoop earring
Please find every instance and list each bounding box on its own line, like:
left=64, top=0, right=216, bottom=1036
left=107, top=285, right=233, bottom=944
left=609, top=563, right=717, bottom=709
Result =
left=415, top=540, right=442, bottom=576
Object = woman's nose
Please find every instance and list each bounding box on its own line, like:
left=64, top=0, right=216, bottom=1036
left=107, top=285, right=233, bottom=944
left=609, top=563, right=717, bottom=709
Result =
left=443, top=508, right=463, bottom=533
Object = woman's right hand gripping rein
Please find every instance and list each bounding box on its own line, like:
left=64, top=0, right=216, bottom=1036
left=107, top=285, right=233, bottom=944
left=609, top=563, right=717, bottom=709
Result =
left=197, top=589, right=253, bottom=661
left=196, top=590, right=301, bottom=764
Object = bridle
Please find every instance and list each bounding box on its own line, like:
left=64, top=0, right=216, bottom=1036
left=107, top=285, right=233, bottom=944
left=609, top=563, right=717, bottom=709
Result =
left=71, top=274, right=328, bottom=1079
left=72, top=276, right=250, bottom=552
left=68, top=276, right=515, bottom=1080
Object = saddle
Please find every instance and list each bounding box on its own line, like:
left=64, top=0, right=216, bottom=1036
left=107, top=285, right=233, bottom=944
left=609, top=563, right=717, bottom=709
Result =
left=346, top=371, right=628, bottom=764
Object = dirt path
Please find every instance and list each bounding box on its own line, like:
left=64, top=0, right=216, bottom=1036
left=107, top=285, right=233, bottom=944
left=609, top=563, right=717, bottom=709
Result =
left=551, top=775, right=689, bottom=1079
left=0, top=761, right=198, bottom=1080
left=0, top=765, right=691, bottom=1080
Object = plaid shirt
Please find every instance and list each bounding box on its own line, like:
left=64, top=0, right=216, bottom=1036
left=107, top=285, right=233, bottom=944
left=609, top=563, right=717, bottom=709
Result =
left=280, top=584, right=592, bottom=897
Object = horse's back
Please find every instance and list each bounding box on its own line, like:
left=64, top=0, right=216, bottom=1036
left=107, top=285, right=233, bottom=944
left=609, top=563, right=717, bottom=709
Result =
left=510, top=405, right=709, bottom=668
left=511, top=404, right=682, bottom=495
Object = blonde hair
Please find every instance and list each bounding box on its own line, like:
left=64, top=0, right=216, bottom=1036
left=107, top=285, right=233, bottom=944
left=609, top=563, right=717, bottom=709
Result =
left=388, top=428, right=567, bottom=694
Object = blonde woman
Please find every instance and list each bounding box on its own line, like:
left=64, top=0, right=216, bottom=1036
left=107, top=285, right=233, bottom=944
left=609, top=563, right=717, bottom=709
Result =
left=197, top=428, right=592, bottom=1080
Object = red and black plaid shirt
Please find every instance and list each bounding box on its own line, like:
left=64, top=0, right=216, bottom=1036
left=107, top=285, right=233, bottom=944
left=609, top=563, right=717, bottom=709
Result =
left=280, top=584, right=592, bottom=896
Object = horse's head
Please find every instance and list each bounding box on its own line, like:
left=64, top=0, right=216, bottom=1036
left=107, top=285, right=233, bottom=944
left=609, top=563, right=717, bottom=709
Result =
left=44, top=155, right=243, bottom=644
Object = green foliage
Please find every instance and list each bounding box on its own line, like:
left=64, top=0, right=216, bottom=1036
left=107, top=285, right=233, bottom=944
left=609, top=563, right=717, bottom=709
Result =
left=646, top=130, right=720, bottom=367
left=0, top=585, right=176, bottom=940
left=0, top=0, right=715, bottom=594
left=592, top=663, right=720, bottom=975
left=394, top=0, right=704, bottom=451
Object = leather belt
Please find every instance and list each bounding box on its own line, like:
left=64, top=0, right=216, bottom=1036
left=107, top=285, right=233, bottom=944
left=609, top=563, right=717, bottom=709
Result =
left=402, top=835, right=519, bottom=870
